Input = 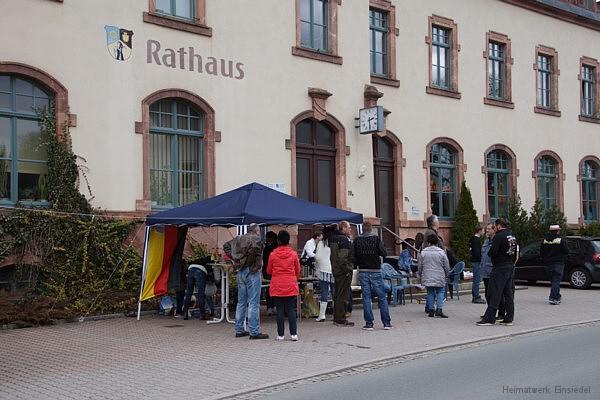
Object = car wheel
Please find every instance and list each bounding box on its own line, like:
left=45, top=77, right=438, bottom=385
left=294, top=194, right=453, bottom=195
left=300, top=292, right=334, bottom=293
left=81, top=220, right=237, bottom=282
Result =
left=569, top=268, right=592, bottom=289
left=527, top=280, right=537, bottom=285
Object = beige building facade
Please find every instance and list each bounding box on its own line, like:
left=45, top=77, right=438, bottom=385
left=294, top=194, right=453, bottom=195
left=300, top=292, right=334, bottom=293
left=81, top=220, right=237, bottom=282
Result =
left=1, top=0, right=600, bottom=242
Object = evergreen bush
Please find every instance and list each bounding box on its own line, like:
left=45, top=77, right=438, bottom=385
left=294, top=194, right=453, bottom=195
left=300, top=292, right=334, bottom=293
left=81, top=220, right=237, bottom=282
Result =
left=450, top=181, right=479, bottom=267
left=579, top=223, right=600, bottom=237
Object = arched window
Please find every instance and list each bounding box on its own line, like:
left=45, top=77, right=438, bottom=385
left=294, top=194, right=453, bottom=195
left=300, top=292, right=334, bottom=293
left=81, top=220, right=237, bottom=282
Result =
left=581, top=160, right=599, bottom=223
left=429, top=143, right=456, bottom=218
left=295, top=118, right=336, bottom=206
left=0, top=75, right=51, bottom=204
left=537, top=156, right=558, bottom=209
left=487, top=150, right=512, bottom=219
left=149, top=98, right=204, bottom=208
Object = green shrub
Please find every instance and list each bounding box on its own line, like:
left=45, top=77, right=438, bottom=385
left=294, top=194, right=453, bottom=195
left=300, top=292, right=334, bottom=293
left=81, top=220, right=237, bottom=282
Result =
left=507, top=196, right=569, bottom=246
left=450, top=181, right=479, bottom=267
left=579, top=223, right=600, bottom=237
left=507, top=194, right=532, bottom=245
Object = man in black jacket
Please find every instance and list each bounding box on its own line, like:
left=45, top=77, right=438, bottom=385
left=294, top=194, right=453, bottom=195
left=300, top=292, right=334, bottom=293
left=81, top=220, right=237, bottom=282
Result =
left=353, top=222, right=390, bottom=330
left=477, top=219, right=517, bottom=326
left=540, top=224, right=569, bottom=305
left=330, top=221, right=355, bottom=326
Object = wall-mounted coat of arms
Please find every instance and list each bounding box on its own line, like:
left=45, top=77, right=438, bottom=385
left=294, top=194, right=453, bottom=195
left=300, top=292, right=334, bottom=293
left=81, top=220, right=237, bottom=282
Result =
left=104, top=25, right=133, bottom=61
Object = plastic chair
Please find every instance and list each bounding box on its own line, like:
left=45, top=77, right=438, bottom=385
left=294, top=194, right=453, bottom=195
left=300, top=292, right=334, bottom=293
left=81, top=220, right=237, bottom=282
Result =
left=381, top=263, right=411, bottom=305
left=447, top=261, right=465, bottom=300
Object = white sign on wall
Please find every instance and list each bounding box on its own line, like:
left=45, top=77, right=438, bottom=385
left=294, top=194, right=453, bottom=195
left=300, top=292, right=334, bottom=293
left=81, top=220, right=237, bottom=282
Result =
left=409, top=206, right=421, bottom=219
left=266, top=183, right=286, bottom=194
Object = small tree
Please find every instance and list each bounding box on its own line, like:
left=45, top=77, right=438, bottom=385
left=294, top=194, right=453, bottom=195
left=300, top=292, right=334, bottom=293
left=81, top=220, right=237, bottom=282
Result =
left=529, top=199, right=569, bottom=239
left=580, top=223, right=600, bottom=237
left=507, top=193, right=531, bottom=246
left=451, top=181, right=479, bottom=267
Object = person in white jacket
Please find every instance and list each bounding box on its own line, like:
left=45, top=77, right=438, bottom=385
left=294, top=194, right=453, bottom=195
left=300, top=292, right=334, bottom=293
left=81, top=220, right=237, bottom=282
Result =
left=314, top=228, right=333, bottom=321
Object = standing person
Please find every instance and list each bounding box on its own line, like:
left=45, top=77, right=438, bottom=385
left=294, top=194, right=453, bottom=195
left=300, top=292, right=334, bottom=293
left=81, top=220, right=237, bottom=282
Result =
left=262, top=231, right=278, bottom=316
left=330, top=221, right=355, bottom=326
left=480, top=223, right=495, bottom=305
left=471, top=225, right=486, bottom=304
left=267, top=230, right=301, bottom=341
left=477, top=219, right=517, bottom=326
left=232, top=223, right=268, bottom=339
left=174, top=259, right=187, bottom=318
left=479, top=223, right=505, bottom=321
left=422, top=214, right=445, bottom=250
left=418, top=234, right=451, bottom=318
left=414, top=233, right=424, bottom=258
left=315, top=226, right=334, bottom=322
left=353, top=222, right=390, bottom=330
left=541, top=224, right=569, bottom=305
left=301, top=232, right=321, bottom=263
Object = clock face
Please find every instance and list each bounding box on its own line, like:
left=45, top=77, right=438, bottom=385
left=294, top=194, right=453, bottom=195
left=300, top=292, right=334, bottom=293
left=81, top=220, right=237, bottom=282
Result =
left=359, top=107, right=380, bottom=133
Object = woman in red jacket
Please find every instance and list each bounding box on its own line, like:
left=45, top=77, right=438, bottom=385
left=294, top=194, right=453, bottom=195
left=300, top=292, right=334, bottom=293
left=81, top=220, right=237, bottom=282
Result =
left=267, top=230, right=301, bottom=341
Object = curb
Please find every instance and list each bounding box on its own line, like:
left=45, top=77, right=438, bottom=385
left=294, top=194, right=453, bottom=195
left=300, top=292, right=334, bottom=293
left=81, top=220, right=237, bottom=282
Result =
left=208, top=318, right=600, bottom=400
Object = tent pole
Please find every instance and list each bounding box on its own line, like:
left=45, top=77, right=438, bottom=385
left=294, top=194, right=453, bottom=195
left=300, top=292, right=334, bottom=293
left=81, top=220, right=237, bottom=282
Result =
left=137, top=226, right=151, bottom=321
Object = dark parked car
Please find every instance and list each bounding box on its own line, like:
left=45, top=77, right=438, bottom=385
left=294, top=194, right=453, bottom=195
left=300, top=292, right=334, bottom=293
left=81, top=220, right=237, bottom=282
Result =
left=515, top=236, right=600, bottom=289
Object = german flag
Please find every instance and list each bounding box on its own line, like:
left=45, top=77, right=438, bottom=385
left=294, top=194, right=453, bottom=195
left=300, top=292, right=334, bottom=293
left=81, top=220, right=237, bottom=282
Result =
left=141, top=226, right=186, bottom=301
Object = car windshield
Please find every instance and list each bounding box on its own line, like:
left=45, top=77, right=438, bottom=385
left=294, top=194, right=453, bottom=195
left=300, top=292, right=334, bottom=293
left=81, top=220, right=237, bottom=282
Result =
left=592, top=241, right=600, bottom=252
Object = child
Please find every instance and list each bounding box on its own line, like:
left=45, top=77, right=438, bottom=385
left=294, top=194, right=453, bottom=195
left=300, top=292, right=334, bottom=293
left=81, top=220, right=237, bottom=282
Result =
left=418, top=234, right=450, bottom=318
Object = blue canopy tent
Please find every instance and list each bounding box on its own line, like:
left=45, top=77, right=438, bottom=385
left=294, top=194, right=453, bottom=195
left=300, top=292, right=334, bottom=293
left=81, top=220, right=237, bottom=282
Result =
left=137, top=182, right=363, bottom=319
left=146, top=182, right=363, bottom=226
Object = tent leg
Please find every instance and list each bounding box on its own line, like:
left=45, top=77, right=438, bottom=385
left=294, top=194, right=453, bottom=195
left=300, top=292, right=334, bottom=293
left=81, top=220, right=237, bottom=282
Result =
left=207, top=266, right=234, bottom=324
left=137, top=226, right=151, bottom=321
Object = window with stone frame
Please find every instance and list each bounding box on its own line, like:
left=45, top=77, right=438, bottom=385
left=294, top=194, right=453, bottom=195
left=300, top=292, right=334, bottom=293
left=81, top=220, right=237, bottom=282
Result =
left=486, top=150, right=512, bottom=219
left=149, top=98, right=205, bottom=208
left=293, top=0, right=342, bottom=65
left=369, top=0, right=399, bottom=87
left=483, top=31, right=513, bottom=108
left=429, top=143, right=457, bottom=219
left=579, top=57, right=600, bottom=123
left=581, top=159, right=599, bottom=223
left=0, top=75, right=51, bottom=205
left=536, top=156, right=558, bottom=209
left=534, top=45, right=560, bottom=117
left=143, top=0, right=212, bottom=37
left=426, top=15, right=460, bottom=99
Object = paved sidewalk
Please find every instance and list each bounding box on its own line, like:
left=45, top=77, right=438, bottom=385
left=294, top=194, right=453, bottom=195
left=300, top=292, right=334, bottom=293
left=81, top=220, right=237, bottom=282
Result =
left=1, top=286, right=599, bottom=400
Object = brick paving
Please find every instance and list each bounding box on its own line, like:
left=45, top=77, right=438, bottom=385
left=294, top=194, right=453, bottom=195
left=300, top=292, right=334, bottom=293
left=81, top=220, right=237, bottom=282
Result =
left=1, top=285, right=599, bottom=400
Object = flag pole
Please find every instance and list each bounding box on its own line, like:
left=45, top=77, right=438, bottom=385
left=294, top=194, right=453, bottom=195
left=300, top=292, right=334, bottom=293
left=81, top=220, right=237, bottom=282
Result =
left=137, top=226, right=151, bottom=321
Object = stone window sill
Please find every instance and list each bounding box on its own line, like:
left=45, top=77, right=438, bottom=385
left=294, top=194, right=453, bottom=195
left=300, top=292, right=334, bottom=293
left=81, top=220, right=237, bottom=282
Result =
left=371, top=75, right=400, bottom=88
left=426, top=86, right=461, bottom=99
left=484, top=97, right=514, bottom=109
left=534, top=106, right=561, bottom=117
left=291, top=46, right=343, bottom=65
left=143, top=12, right=212, bottom=37
left=579, top=115, right=600, bottom=124
left=438, top=220, right=455, bottom=228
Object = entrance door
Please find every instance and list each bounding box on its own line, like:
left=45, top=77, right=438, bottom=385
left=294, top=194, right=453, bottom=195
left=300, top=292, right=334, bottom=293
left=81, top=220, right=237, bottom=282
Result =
left=373, top=136, right=396, bottom=252
left=296, top=118, right=337, bottom=249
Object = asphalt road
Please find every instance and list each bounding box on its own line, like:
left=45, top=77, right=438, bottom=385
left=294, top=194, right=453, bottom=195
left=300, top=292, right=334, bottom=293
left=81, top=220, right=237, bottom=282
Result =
left=259, top=324, right=600, bottom=400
